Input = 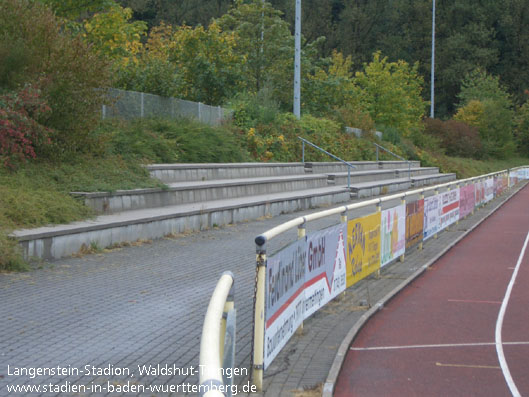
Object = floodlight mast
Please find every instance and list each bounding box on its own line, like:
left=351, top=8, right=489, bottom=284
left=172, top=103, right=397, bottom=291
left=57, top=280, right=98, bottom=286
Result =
left=430, top=0, right=436, bottom=118
left=293, top=0, right=301, bottom=119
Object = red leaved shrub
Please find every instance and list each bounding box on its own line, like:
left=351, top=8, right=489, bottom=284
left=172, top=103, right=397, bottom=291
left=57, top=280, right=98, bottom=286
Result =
left=424, top=118, right=483, bottom=159
left=0, top=85, right=52, bottom=168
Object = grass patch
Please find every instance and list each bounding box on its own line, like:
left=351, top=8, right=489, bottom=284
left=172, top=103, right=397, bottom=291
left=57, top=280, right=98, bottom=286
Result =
left=0, top=153, right=164, bottom=271
left=425, top=153, right=529, bottom=179
left=100, top=117, right=251, bottom=163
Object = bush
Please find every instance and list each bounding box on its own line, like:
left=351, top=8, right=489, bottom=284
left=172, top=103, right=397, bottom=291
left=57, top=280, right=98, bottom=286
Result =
left=104, top=118, right=250, bottom=163
left=229, top=90, right=281, bottom=129
left=0, top=85, right=52, bottom=168
left=0, top=0, right=111, bottom=157
left=424, top=118, right=483, bottom=159
left=515, top=101, right=529, bottom=156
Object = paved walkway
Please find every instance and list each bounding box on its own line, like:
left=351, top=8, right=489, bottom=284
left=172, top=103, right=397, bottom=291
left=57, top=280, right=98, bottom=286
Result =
left=0, top=182, right=526, bottom=397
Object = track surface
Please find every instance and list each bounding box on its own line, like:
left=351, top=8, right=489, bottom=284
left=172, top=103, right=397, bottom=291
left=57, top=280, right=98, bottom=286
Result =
left=335, top=184, right=529, bottom=397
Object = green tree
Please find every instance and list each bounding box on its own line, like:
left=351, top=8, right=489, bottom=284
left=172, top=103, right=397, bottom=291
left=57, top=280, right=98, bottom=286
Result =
left=216, top=1, right=293, bottom=97
left=0, top=0, right=111, bottom=155
left=514, top=99, right=529, bottom=156
left=455, top=69, right=515, bottom=158
left=302, top=50, right=355, bottom=116
left=353, top=52, right=426, bottom=136
left=83, top=4, right=147, bottom=67
left=36, top=0, right=115, bottom=20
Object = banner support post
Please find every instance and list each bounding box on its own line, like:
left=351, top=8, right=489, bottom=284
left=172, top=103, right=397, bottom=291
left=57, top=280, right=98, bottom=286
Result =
left=419, top=192, right=424, bottom=250
left=252, top=241, right=267, bottom=391
left=296, top=222, right=306, bottom=335
left=399, top=197, right=406, bottom=262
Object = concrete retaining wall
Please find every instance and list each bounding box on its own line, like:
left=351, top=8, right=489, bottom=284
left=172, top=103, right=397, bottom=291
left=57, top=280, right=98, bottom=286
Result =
left=73, top=175, right=330, bottom=214
left=147, top=163, right=306, bottom=183
left=18, top=190, right=351, bottom=260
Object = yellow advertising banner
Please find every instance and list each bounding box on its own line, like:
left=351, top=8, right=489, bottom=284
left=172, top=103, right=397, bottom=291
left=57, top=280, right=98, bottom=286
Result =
left=346, top=212, right=381, bottom=287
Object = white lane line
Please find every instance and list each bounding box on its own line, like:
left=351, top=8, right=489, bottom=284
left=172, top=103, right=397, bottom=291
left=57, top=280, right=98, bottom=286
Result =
left=350, top=341, right=529, bottom=351
left=447, top=299, right=501, bottom=304
left=495, top=230, right=529, bottom=397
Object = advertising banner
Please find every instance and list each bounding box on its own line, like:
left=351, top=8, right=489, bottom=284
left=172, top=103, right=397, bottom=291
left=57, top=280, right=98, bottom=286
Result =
left=380, top=204, right=406, bottom=267
left=264, top=223, right=348, bottom=369
left=484, top=178, right=494, bottom=202
left=304, top=223, right=347, bottom=319
left=346, top=212, right=381, bottom=287
left=475, top=180, right=485, bottom=207
left=264, top=239, right=306, bottom=369
left=459, top=184, right=476, bottom=219
left=405, top=199, right=424, bottom=249
left=423, top=195, right=441, bottom=240
left=439, top=188, right=460, bottom=230
left=494, top=176, right=503, bottom=196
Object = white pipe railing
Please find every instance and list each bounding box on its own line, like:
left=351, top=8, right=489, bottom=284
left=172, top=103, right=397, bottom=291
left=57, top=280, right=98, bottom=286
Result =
left=199, top=271, right=235, bottom=397
left=251, top=166, right=529, bottom=390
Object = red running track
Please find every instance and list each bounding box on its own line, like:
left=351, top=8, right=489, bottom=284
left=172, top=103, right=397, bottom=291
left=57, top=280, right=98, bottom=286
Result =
left=335, top=184, right=529, bottom=397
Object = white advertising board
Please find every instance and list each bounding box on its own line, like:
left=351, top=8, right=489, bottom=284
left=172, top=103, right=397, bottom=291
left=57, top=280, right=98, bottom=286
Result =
left=380, top=204, right=406, bottom=267
left=423, top=195, right=441, bottom=240
left=439, top=188, right=460, bottom=231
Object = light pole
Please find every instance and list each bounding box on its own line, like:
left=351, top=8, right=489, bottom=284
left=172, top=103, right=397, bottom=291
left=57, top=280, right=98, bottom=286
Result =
left=293, top=0, right=301, bottom=119
left=430, top=0, right=436, bottom=118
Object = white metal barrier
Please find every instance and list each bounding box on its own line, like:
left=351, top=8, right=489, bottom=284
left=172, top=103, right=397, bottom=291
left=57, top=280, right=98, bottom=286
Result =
left=251, top=166, right=529, bottom=390
left=199, top=271, right=236, bottom=397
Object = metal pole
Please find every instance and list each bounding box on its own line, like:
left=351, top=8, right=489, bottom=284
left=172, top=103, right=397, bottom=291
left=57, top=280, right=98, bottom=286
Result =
left=302, top=140, right=305, bottom=163
left=252, top=245, right=266, bottom=391
left=430, top=0, right=436, bottom=118
left=293, top=0, right=301, bottom=119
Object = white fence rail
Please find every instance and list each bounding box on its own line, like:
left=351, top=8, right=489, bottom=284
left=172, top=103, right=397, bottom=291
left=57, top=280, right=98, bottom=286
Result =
left=251, top=166, right=529, bottom=390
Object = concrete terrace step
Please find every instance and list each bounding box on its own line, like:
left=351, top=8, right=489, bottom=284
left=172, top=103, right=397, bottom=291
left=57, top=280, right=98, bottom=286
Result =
left=16, top=186, right=351, bottom=260
left=72, top=167, right=441, bottom=214
left=15, top=161, right=458, bottom=261
left=329, top=167, right=440, bottom=185
left=306, top=160, right=421, bottom=174
left=412, top=172, right=457, bottom=187
left=147, top=161, right=419, bottom=182
left=350, top=173, right=457, bottom=198
left=72, top=174, right=331, bottom=214
left=146, top=162, right=306, bottom=183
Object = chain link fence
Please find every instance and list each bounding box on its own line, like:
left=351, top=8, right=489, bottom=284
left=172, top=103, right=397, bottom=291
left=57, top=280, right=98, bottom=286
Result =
left=102, top=88, right=232, bottom=126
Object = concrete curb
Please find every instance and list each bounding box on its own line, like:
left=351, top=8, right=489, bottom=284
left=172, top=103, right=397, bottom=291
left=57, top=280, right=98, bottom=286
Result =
left=322, top=181, right=528, bottom=397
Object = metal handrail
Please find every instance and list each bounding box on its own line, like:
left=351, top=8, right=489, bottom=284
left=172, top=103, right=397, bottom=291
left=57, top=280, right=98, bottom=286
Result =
left=254, top=168, right=510, bottom=245
left=298, top=137, right=357, bottom=188
left=250, top=166, right=526, bottom=390
left=373, top=142, right=412, bottom=180
left=199, top=271, right=236, bottom=397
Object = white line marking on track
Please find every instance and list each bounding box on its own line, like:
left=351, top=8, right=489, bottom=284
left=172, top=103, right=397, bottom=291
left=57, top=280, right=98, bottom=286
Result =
left=435, top=362, right=500, bottom=369
left=350, top=341, right=529, bottom=351
left=495, top=230, right=529, bottom=397
left=447, top=299, right=501, bottom=304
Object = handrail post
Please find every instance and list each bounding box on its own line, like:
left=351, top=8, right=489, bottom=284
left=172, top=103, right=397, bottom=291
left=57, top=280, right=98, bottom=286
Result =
left=296, top=222, right=306, bottom=334
left=408, top=161, right=411, bottom=180
left=302, top=140, right=305, bottom=163
left=347, top=167, right=351, bottom=189
left=399, top=196, right=406, bottom=262
left=376, top=146, right=379, bottom=162
left=252, top=242, right=267, bottom=391
left=434, top=188, right=439, bottom=239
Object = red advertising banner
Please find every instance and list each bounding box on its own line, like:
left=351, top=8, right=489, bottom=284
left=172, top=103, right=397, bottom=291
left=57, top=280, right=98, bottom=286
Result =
left=459, top=184, right=476, bottom=219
